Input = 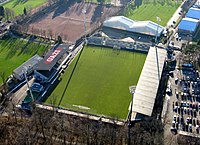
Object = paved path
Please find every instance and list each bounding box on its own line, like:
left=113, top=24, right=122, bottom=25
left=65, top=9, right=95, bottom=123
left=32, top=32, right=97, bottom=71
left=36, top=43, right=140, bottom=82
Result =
left=12, top=78, right=34, bottom=105
left=162, top=51, right=182, bottom=145
left=166, top=3, right=183, bottom=28
left=167, top=0, right=197, bottom=28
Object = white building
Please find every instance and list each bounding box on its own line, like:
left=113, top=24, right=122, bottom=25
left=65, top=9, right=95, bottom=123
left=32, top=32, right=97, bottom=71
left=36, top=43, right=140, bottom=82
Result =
left=103, top=16, right=164, bottom=37
left=13, top=55, right=42, bottom=81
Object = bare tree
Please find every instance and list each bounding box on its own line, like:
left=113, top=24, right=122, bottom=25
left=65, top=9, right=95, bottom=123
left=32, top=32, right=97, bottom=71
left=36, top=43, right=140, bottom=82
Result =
left=4, top=8, right=15, bottom=20
left=0, top=72, right=8, bottom=103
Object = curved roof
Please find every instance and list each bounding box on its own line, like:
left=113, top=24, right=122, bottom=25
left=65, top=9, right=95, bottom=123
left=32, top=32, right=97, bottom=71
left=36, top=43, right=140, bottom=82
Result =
left=186, top=7, right=200, bottom=20
left=178, top=18, right=199, bottom=32
left=103, top=16, right=164, bottom=37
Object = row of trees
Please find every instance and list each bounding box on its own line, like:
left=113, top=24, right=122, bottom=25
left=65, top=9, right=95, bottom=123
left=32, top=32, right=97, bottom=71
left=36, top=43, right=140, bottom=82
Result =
left=0, top=104, right=164, bottom=144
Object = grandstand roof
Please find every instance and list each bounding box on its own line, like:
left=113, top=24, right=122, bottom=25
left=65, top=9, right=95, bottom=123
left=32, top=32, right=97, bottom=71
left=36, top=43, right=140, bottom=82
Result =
left=130, top=47, right=166, bottom=117
left=13, top=54, right=42, bottom=77
left=178, top=17, right=199, bottom=33
left=37, top=44, right=69, bottom=71
left=186, top=7, right=200, bottom=20
left=103, top=16, right=164, bottom=37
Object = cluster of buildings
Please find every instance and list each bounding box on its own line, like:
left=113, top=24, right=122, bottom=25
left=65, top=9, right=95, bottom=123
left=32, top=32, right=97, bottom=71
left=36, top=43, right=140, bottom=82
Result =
left=13, top=44, right=71, bottom=100
left=178, top=0, right=200, bottom=36
left=13, top=44, right=70, bottom=83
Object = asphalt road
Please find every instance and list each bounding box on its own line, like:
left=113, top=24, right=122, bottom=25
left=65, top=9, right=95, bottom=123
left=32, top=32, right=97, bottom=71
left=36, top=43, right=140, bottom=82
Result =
left=163, top=51, right=182, bottom=145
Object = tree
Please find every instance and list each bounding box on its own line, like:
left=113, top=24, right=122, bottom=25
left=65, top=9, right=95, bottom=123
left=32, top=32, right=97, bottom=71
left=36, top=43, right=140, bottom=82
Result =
left=23, top=7, right=27, bottom=15
left=47, top=29, right=53, bottom=39
left=0, top=72, right=8, bottom=103
left=57, top=35, right=62, bottom=44
left=97, top=0, right=105, bottom=3
left=4, top=8, right=15, bottom=20
left=0, top=6, right=4, bottom=17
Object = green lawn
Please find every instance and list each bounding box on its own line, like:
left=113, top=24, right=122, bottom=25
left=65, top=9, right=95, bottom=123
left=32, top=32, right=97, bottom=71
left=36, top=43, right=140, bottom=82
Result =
left=2, top=0, right=47, bottom=16
left=46, top=46, right=146, bottom=119
left=124, top=0, right=182, bottom=26
left=0, top=37, right=50, bottom=84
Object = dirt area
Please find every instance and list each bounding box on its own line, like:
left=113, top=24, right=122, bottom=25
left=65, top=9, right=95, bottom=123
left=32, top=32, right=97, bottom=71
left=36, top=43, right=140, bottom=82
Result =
left=26, top=1, right=120, bottom=44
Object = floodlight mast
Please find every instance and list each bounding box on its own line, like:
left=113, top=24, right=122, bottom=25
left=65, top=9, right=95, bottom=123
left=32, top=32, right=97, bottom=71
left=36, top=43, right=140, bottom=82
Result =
left=155, top=16, right=161, bottom=81
left=155, top=16, right=161, bottom=44
left=82, top=2, right=87, bottom=42
left=23, top=70, right=34, bottom=102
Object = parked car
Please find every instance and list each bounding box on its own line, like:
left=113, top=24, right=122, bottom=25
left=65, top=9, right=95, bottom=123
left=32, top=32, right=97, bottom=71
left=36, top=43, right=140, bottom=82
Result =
left=31, top=83, right=44, bottom=93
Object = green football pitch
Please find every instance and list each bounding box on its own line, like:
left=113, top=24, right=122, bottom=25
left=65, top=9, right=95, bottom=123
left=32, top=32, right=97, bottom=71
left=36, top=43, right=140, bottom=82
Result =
left=124, top=0, right=181, bottom=26
left=1, top=0, right=47, bottom=16
left=46, top=46, right=146, bottom=119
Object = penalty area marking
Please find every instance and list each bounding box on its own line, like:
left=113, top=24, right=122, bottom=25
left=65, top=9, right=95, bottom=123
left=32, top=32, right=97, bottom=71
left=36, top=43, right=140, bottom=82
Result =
left=73, top=104, right=90, bottom=110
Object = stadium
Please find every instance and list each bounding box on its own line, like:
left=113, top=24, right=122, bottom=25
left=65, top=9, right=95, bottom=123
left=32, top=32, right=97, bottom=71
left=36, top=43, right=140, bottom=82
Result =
left=44, top=16, right=166, bottom=120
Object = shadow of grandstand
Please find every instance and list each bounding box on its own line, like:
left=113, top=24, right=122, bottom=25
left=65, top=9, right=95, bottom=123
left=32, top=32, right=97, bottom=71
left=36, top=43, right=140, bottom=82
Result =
left=58, top=46, right=84, bottom=106
left=90, top=3, right=104, bottom=25
left=52, top=0, right=77, bottom=19
left=41, top=78, right=61, bottom=104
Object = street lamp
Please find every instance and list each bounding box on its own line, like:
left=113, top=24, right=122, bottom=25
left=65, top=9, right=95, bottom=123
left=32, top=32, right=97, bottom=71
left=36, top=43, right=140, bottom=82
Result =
left=128, top=86, right=140, bottom=145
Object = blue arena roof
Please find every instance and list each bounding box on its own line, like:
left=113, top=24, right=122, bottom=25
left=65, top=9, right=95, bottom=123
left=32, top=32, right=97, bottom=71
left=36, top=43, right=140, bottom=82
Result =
left=186, top=7, right=200, bottom=20
left=178, top=18, right=199, bottom=32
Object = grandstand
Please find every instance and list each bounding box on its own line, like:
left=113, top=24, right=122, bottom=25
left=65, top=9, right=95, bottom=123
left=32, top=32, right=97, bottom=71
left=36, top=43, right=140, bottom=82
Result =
left=103, top=16, right=164, bottom=37
left=34, top=44, right=69, bottom=83
left=129, top=47, right=166, bottom=120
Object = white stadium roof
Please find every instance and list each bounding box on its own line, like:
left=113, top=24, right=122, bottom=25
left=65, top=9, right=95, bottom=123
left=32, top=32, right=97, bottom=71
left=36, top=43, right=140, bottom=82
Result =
left=103, top=16, right=164, bottom=37
left=130, top=47, right=166, bottom=118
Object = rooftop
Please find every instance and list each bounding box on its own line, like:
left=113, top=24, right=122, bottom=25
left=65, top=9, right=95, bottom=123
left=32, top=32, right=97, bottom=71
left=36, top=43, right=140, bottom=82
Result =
left=130, top=47, right=166, bottom=117
left=178, top=17, right=199, bottom=32
left=103, top=16, right=164, bottom=37
left=13, top=54, right=42, bottom=76
left=36, top=44, right=69, bottom=71
left=186, top=7, right=200, bottom=20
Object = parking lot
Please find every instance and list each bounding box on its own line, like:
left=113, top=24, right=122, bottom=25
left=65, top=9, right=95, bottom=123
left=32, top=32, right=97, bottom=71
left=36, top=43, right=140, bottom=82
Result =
left=169, top=58, right=200, bottom=135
